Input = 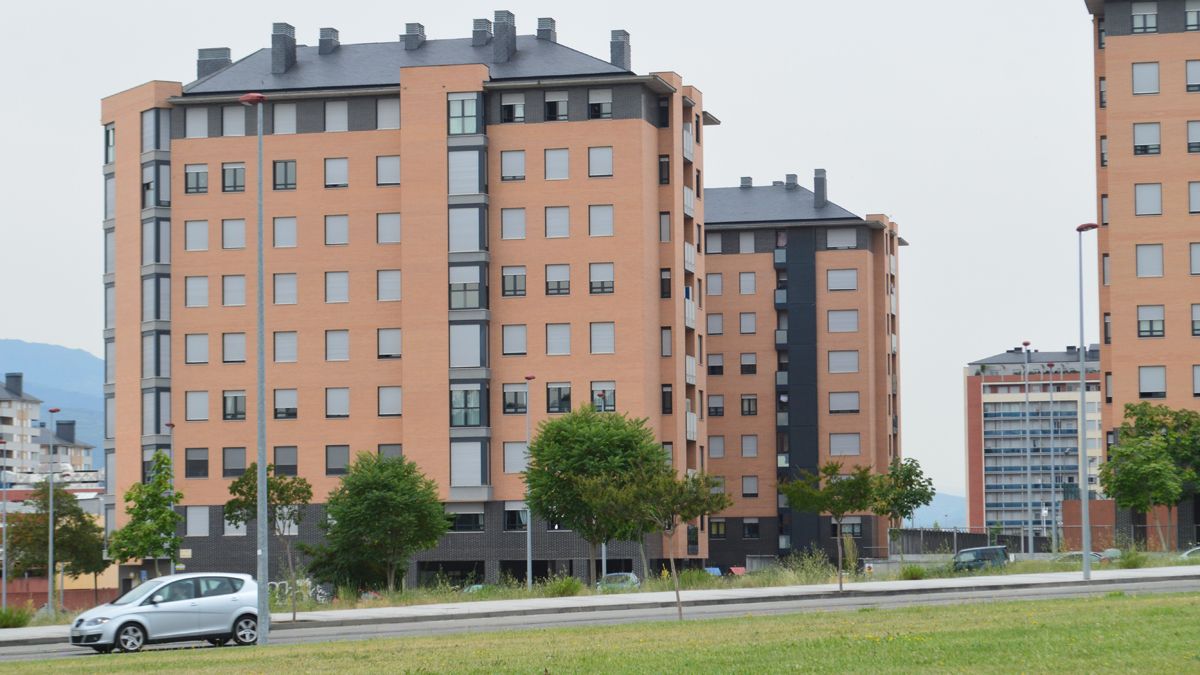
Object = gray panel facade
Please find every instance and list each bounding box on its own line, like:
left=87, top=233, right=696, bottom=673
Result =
left=1105, top=1, right=1192, bottom=35
left=347, top=97, right=377, bottom=131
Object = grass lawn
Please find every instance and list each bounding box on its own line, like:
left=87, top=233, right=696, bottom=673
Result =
left=12, top=592, right=1200, bottom=673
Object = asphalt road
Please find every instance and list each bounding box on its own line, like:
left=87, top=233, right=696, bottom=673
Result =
left=5, top=577, right=1197, bottom=663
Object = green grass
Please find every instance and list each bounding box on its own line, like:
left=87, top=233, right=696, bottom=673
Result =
left=13, top=592, right=1200, bottom=673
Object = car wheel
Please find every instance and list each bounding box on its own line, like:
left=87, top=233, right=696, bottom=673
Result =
left=207, top=636, right=229, bottom=647
left=116, top=623, right=146, bottom=653
left=232, top=615, right=258, bottom=645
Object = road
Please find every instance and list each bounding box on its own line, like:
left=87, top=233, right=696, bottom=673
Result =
left=5, top=577, right=1196, bottom=663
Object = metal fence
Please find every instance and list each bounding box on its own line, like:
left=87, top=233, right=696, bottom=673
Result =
left=1060, top=524, right=1196, bottom=552
left=888, top=528, right=1052, bottom=556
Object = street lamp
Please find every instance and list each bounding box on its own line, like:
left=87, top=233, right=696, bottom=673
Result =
left=1, top=437, right=7, bottom=611
left=1021, top=341, right=1033, bottom=554
left=523, top=374, right=536, bottom=591
left=46, top=406, right=60, bottom=613
left=1076, top=223, right=1098, bottom=580
left=239, top=91, right=270, bottom=644
left=1045, top=362, right=1061, bottom=554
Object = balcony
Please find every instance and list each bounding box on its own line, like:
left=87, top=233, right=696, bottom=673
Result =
left=775, top=329, right=788, bottom=348
left=685, top=355, right=697, bottom=385
left=776, top=412, right=789, bottom=427
left=774, top=288, right=787, bottom=307
left=774, top=248, right=786, bottom=268
left=682, top=123, right=694, bottom=163
left=686, top=411, right=697, bottom=441
left=775, top=370, right=788, bottom=387
left=683, top=186, right=695, bottom=218
left=684, top=241, right=696, bottom=274
left=684, top=299, right=696, bottom=330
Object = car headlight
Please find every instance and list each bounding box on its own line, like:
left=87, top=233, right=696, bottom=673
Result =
left=84, top=618, right=111, bottom=627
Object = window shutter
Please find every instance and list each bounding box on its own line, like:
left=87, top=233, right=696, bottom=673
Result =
left=590, top=263, right=614, bottom=283
left=546, top=324, right=571, bottom=355
left=588, top=89, right=613, bottom=104
left=503, top=441, right=529, bottom=474
left=830, top=433, right=861, bottom=455
left=450, top=324, right=482, bottom=367
left=377, top=98, right=400, bottom=129
left=224, top=333, right=246, bottom=362
left=828, top=310, right=859, bottom=332
left=185, top=107, right=207, bottom=138
left=378, top=387, right=403, bottom=416
left=501, top=151, right=525, bottom=178
left=588, top=147, right=613, bottom=176
left=185, top=334, right=208, bottom=363
left=545, top=149, right=569, bottom=179
left=545, top=91, right=568, bottom=103
left=274, top=217, right=297, bottom=248
left=222, top=106, right=245, bottom=136
left=275, top=389, right=297, bottom=410
left=739, top=232, right=754, bottom=254
left=325, top=101, right=349, bottom=131
left=827, top=228, right=856, bottom=249
left=709, top=436, right=725, bottom=458
left=325, top=215, right=349, bottom=245
left=1139, top=366, right=1166, bottom=393
left=828, top=269, right=858, bottom=290
left=186, top=391, right=208, bottom=421
left=830, top=392, right=860, bottom=412
left=829, top=350, right=860, bottom=373
left=274, top=274, right=297, bottom=304
left=377, top=213, right=401, bottom=243
left=185, top=277, right=208, bottom=307
left=503, top=325, right=527, bottom=354
left=501, top=208, right=526, bottom=239
left=326, top=388, right=350, bottom=416
left=325, top=330, right=349, bottom=361
left=274, top=332, right=297, bottom=362
left=377, top=270, right=402, bottom=301
left=325, top=271, right=349, bottom=302
left=378, top=328, right=402, bottom=357
left=448, top=150, right=481, bottom=194
left=274, top=103, right=297, bottom=134
left=588, top=205, right=614, bottom=236
left=591, top=322, right=615, bottom=354
left=450, top=441, right=483, bottom=487
left=324, top=158, right=349, bottom=186
left=545, top=207, right=570, bottom=237
left=546, top=264, right=569, bottom=282
left=449, top=208, right=480, bottom=252
left=1136, top=244, right=1163, bottom=277
left=377, top=156, right=401, bottom=184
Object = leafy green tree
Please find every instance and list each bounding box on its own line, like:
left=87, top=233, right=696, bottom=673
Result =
left=1115, top=403, right=1200, bottom=487
left=305, top=454, right=446, bottom=593
left=108, top=450, right=182, bottom=578
left=525, top=407, right=671, bottom=585
left=8, top=480, right=109, bottom=604
left=224, top=463, right=313, bottom=619
left=779, top=463, right=875, bottom=591
left=871, top=458, right=935, bottom=561
left=1100, top=434, right=1183, bottom=550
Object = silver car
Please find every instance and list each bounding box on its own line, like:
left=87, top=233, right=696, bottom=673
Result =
left=69, top=572, right=258, bottom=653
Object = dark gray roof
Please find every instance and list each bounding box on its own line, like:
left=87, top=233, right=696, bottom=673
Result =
left=703, top=184, right=860, bottom=225
left=970, top=346, right=1101, bottom=367
left=35, top=427, right=93, bottom=450
left=0, top=385, right=39, bottom=404
left=185, top=35, right=627, bottom=94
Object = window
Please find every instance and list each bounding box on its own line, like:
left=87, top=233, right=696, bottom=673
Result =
left=185, top=334, right=208, bottom=364
left=274, top=331, right=297, bottom=363
left=830, top=391, right=860, bottom=414
left=1190, top=0, right=1200, bottom=30
left=739, top=232, right=755, bottom=254
left=660, top=327, right=673, bottom=357
left=378, top=444, right=403, bottom=459
left=1190, top=122, right=1200, bottom=153
left=546, top=264, right=570, bottom=295
left=274, top=217, right=297, bottom=248
left=828, top=269, right=858, bottom=291
left=501, top=150, right=525, bottom=181
left=591, top=381, right=616, bottom=411
left=449, top=324, right=483, bottom=368
left=377, top=270, right=402, bottom=302
left=660, top=269, right=672, bottom=298
left=378, top=328, right=402, bottom=359
left=659, top=212, right=671, bottom=242
left=186, top=506, right=210, bottom=537
left=1194, top=305, right=1200, bottom=336
left=545, top=91, right=568, bottom=121
left=742, top=518, right=762, bottom=539
left=185, top=448, right=208, bottom=479
left=547, top=382, right=572, bottom=413
left=378, top=386, right=403, bottom=417
left=270, top=273, right=297, bottom=305
left=588, top=89, right=613, bottom=119
left=325, top=388, right=350, bottom=418
left=710, top=519, right=726, bottom=539
left=273, top=102, right=296, bottom=134
left=740, top=435, right=759, bottom=458
left=830, top=433, right=861, bottom=456
left=1139, top=365, right=1166, bottom=399
left=325, top=330, right=349, bottom=361
left=741, top=394, right=758, bottom=416
left=742, top=476, right=759, bottom=498
left=447, top=92, right=479, bottom=135
left=501, top=208, right=525, bottom=240
left=216, top=163, right=245, bottom=194
left=274, top=446, right=298, bottom=476
left=708, top=394, right=724, bottom=417
left=739, top=272, right=756, bottom=295
left=1102, top=195, right=1110, bottom=224
left=1100, top=136, right=1108, bottom=167
left=503, top=383, right=528, bottom=414
left=325, top=215, right=349, bottom=245
left=739, top=312, right=757, bottom=334
left=832, top=517, right=863, bottom=538
left=1099, top=77, right=1107, bottom=108
left=502, top=266, right=526, bottom=297
left=1132, top=1, right=1158, bottom=33
left=1134, top=183, right=1163, bottom=216
left=1105, top=313, right=1113, bottom=343
left=1132, top=62, right=1159, bottom=95
left=547, top=323, right=571, bottom=355
left=705, top=231, right=722, bottom=254
left=377, top=97, right=400, bottom=129
left=1103, top=254, right=1111, bottom=286
left=325, top=445, right=350, bottom=476
left=1191, top=183, right=1200, bottom=214
left=104, top=123, right=115, bottom=163
left=502, top=324, right=527, bottom=355
left=325, top=271, right=349, bottom=303
left=503, top=441, right=528, bottom=474
left=1193, top=243, right=1200, bottom=275
left=449, top=266, right=480, bottom=309
left=185, top=164, right=208, bottom=194
left=827, top=227, right=857, bottom=249
left=709, top=435, right=725, bottom=459
left=828, top=309, right=859, bottom=333
left=449, top=207, right=483, bottom=252
left=590, top=322, right=615, bottom=354
left=661, top=384, right=673, bottom=414
left=545, top=206, right=570, bottom=238
left=590, top=263, right=615, bottom=294
left=1133, top=123, right=1160, bottom=155
left=274, top=389, right=297, bottom=420
left=220, top=219, right=245, bottom=249
left=829, top=350, right=860, bottom=373
left=658, top=155, right=670, bottom=184
left=377, top=156, right=400, bottom=185
left=545, top=149, right=569, bottom=180
left=325, top=100, right=348, bottom=132
left=185, top=107, right=207, bottom=138
left=500, top=92, right=525, bottom=123
left=325, top=158, right=349, bottom=188
left=588, top=204, right=614, bottom=237
left=141, top=220, right=170, bottom=264
left=707, top=313, right=723, bottom=335
left=504, top=509, right=528, bottom=532
left=1136, top=244, right=1163, bottom=277
left=183, top=220, right=208, bottom=251
left=448, top=150, right=482, bottom=194
left=222, top=275, right=245, bottom=306
left=377, top=213, right=401, bottom=243
left=708, top=353, right=724, bottom=375
left=739, top=352, right=757, bottom=375
left=1195, top=365, right=1200, bottom=397
left=450, top=511, right=484, bottom=533
left=1138, top=305, right=1165, bottom=337
left=706, top=273, right=723, bottom=296
left=588, top=147, right=613, bottom=177
left=222, top=333, right=246, bottom=363
left=185, top=391, right=209, bottom=421
left=221, top=390, right=246, bottom=421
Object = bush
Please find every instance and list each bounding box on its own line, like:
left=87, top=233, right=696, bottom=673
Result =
left=779, top=546, right=838, bottom=586
left=899, top=565, right=927, bottom=581
left=0, top=603, right=34, bottom=629
left=675, top=568, right=723, bottom=590
left=1118, top=547, right=1147, bottom=569
left=541, top=575, right=583, bottom=597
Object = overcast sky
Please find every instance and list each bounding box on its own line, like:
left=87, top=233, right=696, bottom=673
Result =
left=0, top=1, right=1098, bottom=496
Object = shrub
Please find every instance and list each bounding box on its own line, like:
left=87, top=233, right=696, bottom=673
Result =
left=0, top=603, right=34, bottom=629
left=899, top=565, right=927, bottom=581
left=1118, top=547, right=1147, bottom=569
left=675, top=568, right=723, bottom=590
left=542, top=575, right=584, bottom=597
left=779, top=546, right=838, bottom=586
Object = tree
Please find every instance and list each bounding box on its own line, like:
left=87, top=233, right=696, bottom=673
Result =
left=872, top=458, right=935, bottom=562
left=8, top=480, right=109, bottom=606
left=779, top=463, right=875, bottom=591
left=525, top=407, right=670, bottom=585
left=1100, top=434, right=1183, bottom=550
left=1115, top=403, right=1200, bottom=487
left=108, top=450, right=182, bottom=578
left=305, top=453, right=446, bottom=593
left=224, top=464, right=312, bottom=620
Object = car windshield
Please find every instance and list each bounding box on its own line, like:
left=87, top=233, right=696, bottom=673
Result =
left=956, top=551, right=982, bottom=562
left=109, top=580, right=166, bottom=606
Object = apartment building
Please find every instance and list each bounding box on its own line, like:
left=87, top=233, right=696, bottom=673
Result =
left=1, top=373, right=41, bottom=475
left=1085, top=1, right=1200, bottom=539
left=703, top=172, right=902, bottom=566
left=101, top=14, right=715, bottom=582
left=964, top=346, right=1102, bottom=537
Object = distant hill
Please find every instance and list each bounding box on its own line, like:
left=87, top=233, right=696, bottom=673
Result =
left=0, top=339, right=103, bottom=468
left=911, top=493, right=967, bottom=529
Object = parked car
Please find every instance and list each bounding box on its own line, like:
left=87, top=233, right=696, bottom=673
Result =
left=1179, top=546, right=1200, bottom=560
left=1054, top=551, right=1104, bottom=564
left=952, top=546, right=1009, bottom=572
left=69, top=573, right=258, bottom=653
left=596, top=572, right=641, bottom=591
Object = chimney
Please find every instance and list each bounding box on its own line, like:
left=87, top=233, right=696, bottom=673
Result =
left=4, top=373, right=21, bottom=396
left=537, top=17, right=557, bottom=42
left=813, top=169, right=828, bottom=208
left=196, top=48, right=232, bottom=79
left=785, top=173, right=798, bottom=190
left=740, top=177, right=753, bottom=188
left=472, top=18, right=493, bottom=46
left=610, top=29, right=631, bottom=71
left=271, top=23, right=297, bottom=74
left=492, top=11, right=516, bottom=63
left=319, top=27, right=340, bottom=55
left=404, top=23, right=426, bottom=50
left=56, top=421, right=76, bottom=445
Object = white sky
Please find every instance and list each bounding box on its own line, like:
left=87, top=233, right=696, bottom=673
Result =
left=0, top=1, right=1099, bottom=496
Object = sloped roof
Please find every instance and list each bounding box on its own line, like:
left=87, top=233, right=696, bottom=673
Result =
left=969, top=346, right=1101, bottom=367
left=704, top=184, right=860, bottom=225
left=35, top=426, right=93, bottom=450
left=0, top=384, right=40, bottom=404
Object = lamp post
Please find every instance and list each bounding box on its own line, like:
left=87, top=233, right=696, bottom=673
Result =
left=239, top=91, right=269, bottom=643
left=1077, top=223, right=1098, bottom=580
left=1021, top=342, right=1033, bottom=554
left=46, top=406, right=60, bottom=613
left=1046, top=362, right=1060, bottom=554
left=524, top=374, right=536, bottom=591
left=1, top=438, right=7, bottom=611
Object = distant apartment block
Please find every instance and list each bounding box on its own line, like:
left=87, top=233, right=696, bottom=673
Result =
left=0, top=372, right=92, bottom=477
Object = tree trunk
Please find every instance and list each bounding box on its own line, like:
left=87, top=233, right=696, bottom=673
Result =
left=667, top=529, right=683, bottom=621
left=154, top=557, right=163, bottom=578
left=1153, top=509, right=1167, bottom=552
left=587, top=542, right=597, bottom=588
left=93, top=573, right=99, bottom=605
left=386, top=561, right=396, bottom=594
left=638, top=540, right=650, bottom=582
left=835, top=518, right=844, bottom=592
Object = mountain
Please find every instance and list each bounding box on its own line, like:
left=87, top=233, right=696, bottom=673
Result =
left=0, top=339, right=103, bottom=468
left=911, top=493, right=967, bottom=530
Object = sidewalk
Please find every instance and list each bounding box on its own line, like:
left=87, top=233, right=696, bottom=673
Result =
left=3, top=565, right=1197, bottom=647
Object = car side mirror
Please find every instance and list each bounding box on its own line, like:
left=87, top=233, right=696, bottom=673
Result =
left=151, top=594, right=164, bottom=605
